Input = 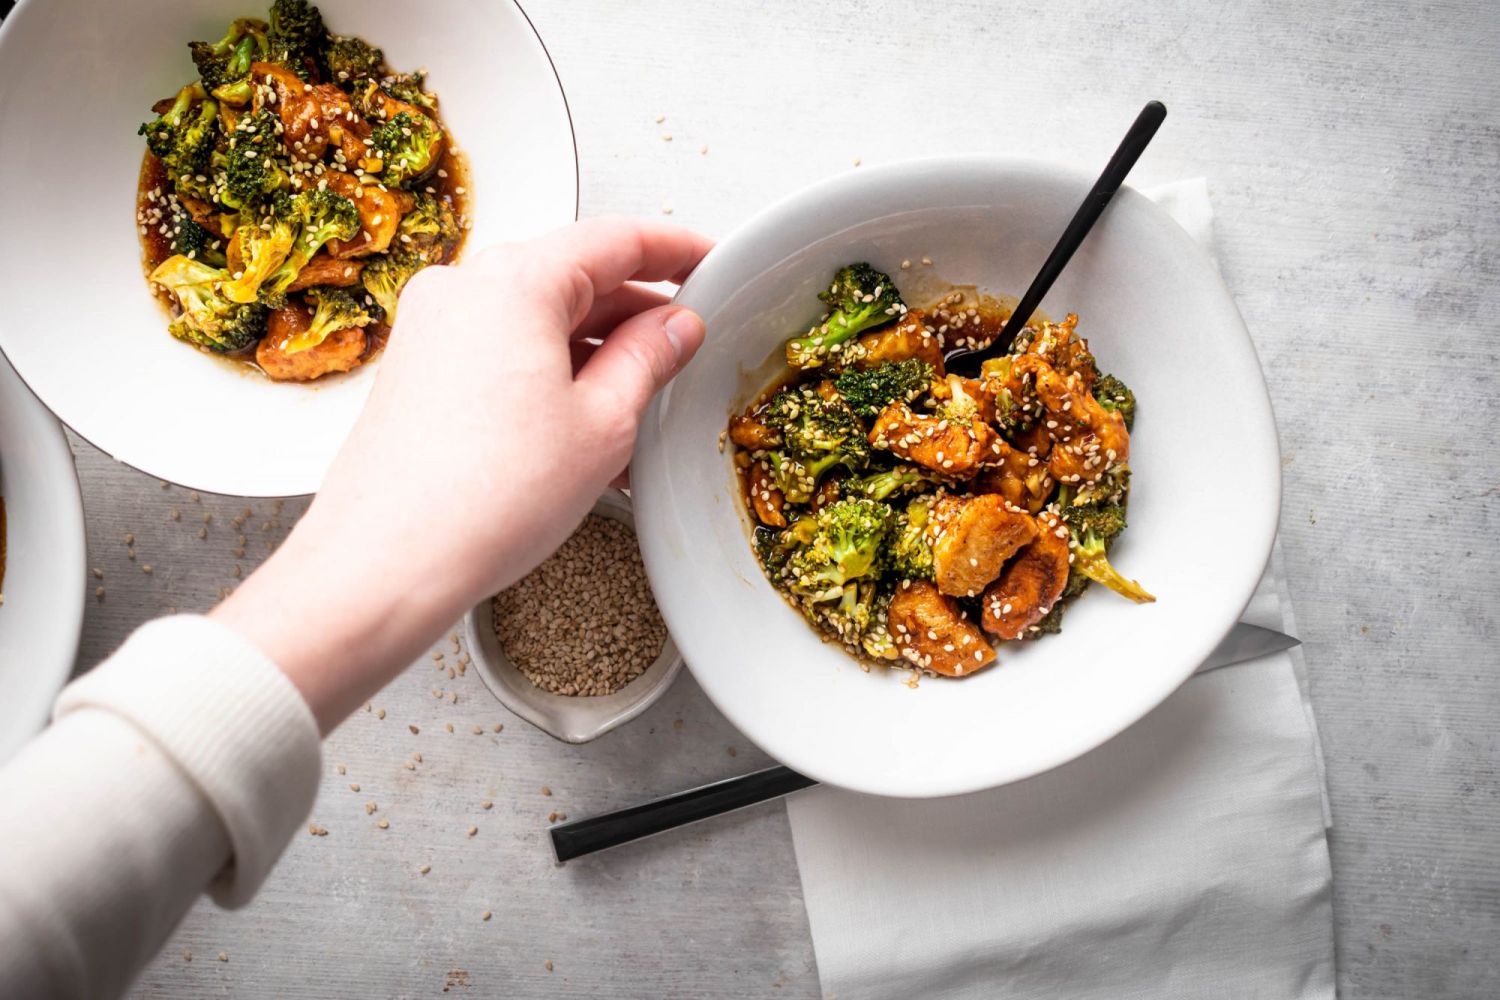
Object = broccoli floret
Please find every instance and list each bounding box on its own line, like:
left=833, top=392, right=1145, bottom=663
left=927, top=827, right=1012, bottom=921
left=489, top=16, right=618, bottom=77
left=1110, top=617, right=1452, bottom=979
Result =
left=149, top=255, right=266, bottom=352
left=833, top=358, right=933, bottom=418
left=361, top=248, right=427, bottom=323
left=1065, top=464, right=1131, bottom=511
left=758, top=386, right=870, bottom=501
left=787, top=498, right=894, bottom=601
left=267, top=0, right=328, bottom=79
left=934, top=374, right=986, bottom=427
left=1029, top=598, right=1070, bottom=637
left=381, top=71, right=436, bottom=109
left=843, top=465, right=933, bottom=502
left=1070, top=527, right=1154, bottom=604
left=1057, top=484, right=1153, bottom=604
left=217, top=111, right=290, bottom=211
left=371, top=111, right=444, bottom=187
left=763, top=385, right=870, bottom=466
left=280, top=286, right=375, bottom=353
left=884, top=498, right=935, bottom=581
left=260, top=188, right=361, bottom=302
left=326, top=35, right=383, bottom=83
left=755, top=517, right=818, bottom=582
left=785, top=263, right=905, bottom=369
left=759, top=451, right=815, bottom=505
left=397, top=193, right=460, bottom=257
left=1062, top=571, right=1091, bottom=601
left=190, top=18, right=269, bottom=104
left=223, top=199, right=298, bottom=304
left=807, top=579, right=894, bottom=653
left=1094, top=372, right=1136, bottom=430
left=140, top=84, right=219, bottom=197
left=169, top=209, right=227, bottom=268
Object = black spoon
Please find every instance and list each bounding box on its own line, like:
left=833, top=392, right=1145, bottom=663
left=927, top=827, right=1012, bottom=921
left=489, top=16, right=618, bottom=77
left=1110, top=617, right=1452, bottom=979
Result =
left=945, top=100, right=1167, bottom=378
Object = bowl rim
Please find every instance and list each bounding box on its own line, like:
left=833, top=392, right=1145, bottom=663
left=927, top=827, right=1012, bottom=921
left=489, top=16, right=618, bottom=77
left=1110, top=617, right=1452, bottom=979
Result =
left=0, top=353, right=87, bottom=763
left=462, top=490, right=685, bottom=743
left=637, top=153, right=1283, bottom=797
left=0, top=0, right=581, bottom=500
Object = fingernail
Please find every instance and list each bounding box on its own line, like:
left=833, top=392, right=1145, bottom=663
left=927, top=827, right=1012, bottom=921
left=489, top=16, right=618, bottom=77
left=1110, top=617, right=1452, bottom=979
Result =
left=662, top=309, right=705, bottom=363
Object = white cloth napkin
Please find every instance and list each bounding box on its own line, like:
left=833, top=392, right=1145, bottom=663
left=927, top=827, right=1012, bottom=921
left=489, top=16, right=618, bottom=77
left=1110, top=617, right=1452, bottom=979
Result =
left=785, top=181, right=1335, bottom=1000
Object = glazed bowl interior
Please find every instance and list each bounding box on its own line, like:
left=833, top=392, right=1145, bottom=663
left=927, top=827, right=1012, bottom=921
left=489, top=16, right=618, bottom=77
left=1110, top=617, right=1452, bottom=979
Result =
left=0, top=0, right=577, bottom=496
left=632, top=157, right=1281, bottom=798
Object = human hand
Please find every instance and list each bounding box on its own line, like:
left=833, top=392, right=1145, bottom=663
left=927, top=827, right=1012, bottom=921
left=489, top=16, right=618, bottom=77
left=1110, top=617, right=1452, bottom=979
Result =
left=214, top=217, right=712, bottom=730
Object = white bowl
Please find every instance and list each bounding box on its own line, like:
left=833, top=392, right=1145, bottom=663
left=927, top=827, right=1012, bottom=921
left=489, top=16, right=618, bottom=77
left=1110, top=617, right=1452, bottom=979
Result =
left=463, top=490, right=684, bottom=744
left=633, top=157, right=1281, bottom=798
left=0, top=351, right=86, bottom=764
left=0, top=0, right=578, bottom=497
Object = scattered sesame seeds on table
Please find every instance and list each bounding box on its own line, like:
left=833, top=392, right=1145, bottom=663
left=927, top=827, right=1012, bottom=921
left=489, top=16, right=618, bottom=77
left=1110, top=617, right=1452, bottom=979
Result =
left=61, top=0, right=1500, bottom=995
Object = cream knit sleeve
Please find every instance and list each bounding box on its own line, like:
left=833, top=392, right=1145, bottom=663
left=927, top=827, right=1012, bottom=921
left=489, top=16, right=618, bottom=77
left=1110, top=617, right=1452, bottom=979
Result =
left=0, top=615, right=321, bottom=999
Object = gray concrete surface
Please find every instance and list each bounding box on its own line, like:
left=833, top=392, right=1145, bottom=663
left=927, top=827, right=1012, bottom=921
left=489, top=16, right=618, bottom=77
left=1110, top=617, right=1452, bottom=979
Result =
left=61, top=1, right=1499, bottom=996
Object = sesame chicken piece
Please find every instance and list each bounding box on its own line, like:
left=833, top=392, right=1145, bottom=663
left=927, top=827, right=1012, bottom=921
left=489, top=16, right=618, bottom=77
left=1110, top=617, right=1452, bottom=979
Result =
left=928, top=494, right=1038, bottom=598
left=257, top=302, right=366, bottom=382
left=983, top=512, right=1071, bottom=639
left=746, top=459, right=787, bottom=528
left=1012, top=354, right=1129, bottom=484
left=277, top=85, right=336, bottom=161
left=1009, top=421, right=1053, bottom=459
left=250, top=64, right=316, bottom=157
left=973, top=437, right=1053, bottom=513
left=1018, top=314, right=1096, bottom=392
left=855, top=309, right=945, bottom=374
left=322, top=170, right=403, bottom=259
left=868, top=403, right=999, bottom=477
left=251, top=62, right=306, bottom=109
left=887, top=580, right=996, bottom=677
left=728, top=413, right=781, bottom=451
left=284, top=253, right=365, bottom=292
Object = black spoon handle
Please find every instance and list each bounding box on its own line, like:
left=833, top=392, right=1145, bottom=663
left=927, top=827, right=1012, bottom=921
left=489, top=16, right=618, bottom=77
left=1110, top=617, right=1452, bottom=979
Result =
left=953, top=100, right=1166, bottom=372
left=550, top=765, right=817, bottom=862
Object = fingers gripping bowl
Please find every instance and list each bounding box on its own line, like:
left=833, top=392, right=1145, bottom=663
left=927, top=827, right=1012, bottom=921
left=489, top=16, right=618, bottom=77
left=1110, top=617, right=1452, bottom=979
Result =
left=0, top=0, right=578, bottom=496
left=632, top=158, right=1281, bottom=798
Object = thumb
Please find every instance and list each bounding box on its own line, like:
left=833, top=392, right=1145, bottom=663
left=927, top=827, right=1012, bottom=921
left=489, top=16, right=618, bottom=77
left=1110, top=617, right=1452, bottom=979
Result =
left=575, top=304, right=705, bottom=419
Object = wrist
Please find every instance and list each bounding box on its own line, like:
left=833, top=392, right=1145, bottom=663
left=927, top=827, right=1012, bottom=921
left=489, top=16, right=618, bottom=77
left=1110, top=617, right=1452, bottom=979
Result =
left=210, top=507, right=467, bottom=733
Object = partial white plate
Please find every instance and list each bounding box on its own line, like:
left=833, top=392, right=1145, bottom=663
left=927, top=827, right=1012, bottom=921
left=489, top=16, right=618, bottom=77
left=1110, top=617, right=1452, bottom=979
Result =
left=0, top=0, right=578, bottom=497
left=633, top=157, right=1281, bottom=798
left=0, top=350, right=86, bottom=764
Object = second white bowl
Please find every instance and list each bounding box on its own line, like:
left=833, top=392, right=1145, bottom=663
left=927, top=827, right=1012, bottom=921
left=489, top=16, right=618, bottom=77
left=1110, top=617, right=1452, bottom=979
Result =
left=632, top=156, right=1281, bottom=798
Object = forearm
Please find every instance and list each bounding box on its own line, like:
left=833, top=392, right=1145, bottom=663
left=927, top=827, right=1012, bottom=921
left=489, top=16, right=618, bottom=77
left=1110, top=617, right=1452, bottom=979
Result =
left=0, top=617, right=321, bottom=999
left=0, top=711, right=229, bottom=998
left=211, top=498, right=486, bottom=734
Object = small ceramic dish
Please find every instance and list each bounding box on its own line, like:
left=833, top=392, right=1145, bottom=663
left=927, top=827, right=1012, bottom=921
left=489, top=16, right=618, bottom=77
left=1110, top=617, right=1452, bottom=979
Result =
left=462, top=490, right=684, bottom=744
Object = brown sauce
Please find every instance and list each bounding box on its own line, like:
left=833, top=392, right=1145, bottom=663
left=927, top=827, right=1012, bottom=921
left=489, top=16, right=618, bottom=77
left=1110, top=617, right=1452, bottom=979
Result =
left=136, top=79, right=471, bottom=382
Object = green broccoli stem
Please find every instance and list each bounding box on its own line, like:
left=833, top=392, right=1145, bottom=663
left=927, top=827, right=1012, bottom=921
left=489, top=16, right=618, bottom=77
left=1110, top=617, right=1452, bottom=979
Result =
left=1071, top=534, right=1155, bottom=603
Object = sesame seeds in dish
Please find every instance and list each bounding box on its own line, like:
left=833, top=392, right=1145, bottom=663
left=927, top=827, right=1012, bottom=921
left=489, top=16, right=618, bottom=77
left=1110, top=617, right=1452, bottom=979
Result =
left=492, top=514, right=669, bottom=697
left=727, top=263, right=1152, bottom=678
left=135, top=0, right=469, bottom=382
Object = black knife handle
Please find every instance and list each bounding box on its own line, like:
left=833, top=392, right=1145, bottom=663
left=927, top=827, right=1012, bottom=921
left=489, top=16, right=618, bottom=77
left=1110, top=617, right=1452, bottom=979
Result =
left=550, top=765, right=817, bottom=862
